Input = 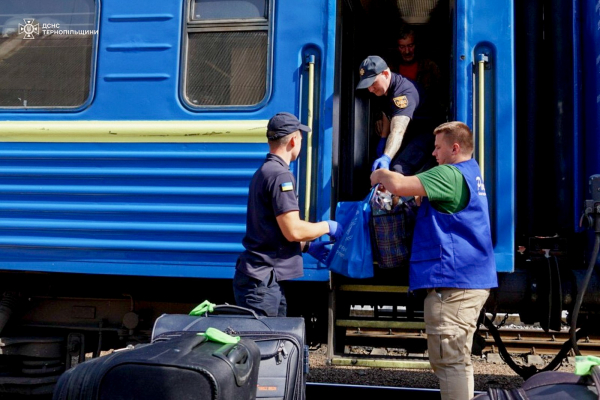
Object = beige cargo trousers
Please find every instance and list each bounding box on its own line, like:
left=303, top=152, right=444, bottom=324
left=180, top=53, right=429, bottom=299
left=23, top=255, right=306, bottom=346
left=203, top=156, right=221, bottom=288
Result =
left=424, top=288, right=490, bottom=400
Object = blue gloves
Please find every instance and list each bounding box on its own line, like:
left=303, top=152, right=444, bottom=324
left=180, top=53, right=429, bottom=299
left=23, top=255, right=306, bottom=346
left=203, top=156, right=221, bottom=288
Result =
left=372, top=155, right=391, bottom=172
left=326, top=220, right=344, bottom=241
left=376, top=137, right=387, bottom=158
left=307, top=241, right=334, bottom=263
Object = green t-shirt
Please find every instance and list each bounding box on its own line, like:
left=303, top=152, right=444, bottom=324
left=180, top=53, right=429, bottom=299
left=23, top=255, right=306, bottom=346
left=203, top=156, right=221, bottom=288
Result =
left=415, top=164, right=469, bottom=214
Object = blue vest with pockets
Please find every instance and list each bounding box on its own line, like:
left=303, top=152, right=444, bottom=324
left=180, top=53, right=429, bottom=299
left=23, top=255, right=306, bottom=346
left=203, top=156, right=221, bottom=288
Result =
left=409, top=158, right=498, bottom=291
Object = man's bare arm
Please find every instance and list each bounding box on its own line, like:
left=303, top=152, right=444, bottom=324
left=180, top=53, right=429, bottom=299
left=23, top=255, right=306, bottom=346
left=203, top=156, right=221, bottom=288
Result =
left=383, top=115, right=410, bottom=159
left=276, top=211, right=329, bottom=242
left=370, top=169, right=427, bottom=197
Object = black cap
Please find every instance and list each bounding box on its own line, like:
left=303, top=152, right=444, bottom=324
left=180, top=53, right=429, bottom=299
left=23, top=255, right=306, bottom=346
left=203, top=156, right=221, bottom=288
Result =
left=266, top=112, right=311, bottom=140
left=356, top=55, right=388, bottom=89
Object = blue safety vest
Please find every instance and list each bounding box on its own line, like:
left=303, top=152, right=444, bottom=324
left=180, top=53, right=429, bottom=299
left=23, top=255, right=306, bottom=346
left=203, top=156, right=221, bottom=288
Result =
left=409, top=158, right=498, bottom=291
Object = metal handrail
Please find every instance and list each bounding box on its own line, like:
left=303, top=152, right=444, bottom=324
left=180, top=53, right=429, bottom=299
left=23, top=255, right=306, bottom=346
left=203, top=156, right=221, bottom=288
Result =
left=304, top=55, right=315, bottom=221
left=477, top=53, right=488, bottom=180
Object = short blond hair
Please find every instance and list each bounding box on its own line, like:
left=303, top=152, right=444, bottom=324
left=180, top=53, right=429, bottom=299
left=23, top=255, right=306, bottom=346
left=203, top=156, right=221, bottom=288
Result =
left=267, top=130, right=297, bottom=149
left=433, top=121, right=474, bottom=154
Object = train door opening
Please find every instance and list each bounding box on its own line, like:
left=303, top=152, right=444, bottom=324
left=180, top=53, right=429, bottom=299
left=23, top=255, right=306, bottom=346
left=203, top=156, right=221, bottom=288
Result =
left=327, top=0, right=453, bottom=361
left=334, top=0, right=452, bottom=203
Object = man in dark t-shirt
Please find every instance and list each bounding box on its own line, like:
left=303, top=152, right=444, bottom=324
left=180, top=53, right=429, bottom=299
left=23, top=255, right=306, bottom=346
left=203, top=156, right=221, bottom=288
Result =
left=233, top=112, right=344, bottom=317
left=357, top=55, right=434, bottom=176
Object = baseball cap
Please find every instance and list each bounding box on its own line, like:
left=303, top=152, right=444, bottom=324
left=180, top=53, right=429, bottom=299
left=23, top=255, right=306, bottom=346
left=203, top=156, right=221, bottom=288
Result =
left=266, top=112, right=311, bottom=140
left=356, top=55, right=388, bottom=89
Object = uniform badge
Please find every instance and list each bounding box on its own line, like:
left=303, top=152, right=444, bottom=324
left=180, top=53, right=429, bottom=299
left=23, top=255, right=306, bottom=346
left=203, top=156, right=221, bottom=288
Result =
left=393, top=95, right=408, bottom=109
left=359, top=68, right=365, bottom=76
left=280, top=182, right=293, bottom=192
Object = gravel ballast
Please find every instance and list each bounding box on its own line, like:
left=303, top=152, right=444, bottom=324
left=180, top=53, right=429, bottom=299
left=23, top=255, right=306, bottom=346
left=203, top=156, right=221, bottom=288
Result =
left=307, top=344, right=575, bottom=391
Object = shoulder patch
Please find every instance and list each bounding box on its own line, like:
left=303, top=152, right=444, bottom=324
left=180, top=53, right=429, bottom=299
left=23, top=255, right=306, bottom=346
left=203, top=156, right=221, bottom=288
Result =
left=280, top=182, right=293, bottom=192
left=393, top=95, right=408, bottom=109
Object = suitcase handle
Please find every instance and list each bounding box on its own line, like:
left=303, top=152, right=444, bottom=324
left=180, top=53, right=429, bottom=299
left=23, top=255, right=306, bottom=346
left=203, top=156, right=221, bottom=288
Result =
left=228, top=343, right=254, bottom=385
left=212, top=342, right=255, bottom=387
left=211, top=305, right=261, bottom=319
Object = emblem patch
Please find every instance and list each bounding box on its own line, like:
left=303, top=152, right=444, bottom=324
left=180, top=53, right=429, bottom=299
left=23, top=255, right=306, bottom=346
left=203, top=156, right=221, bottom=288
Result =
left=359, top=68, right=365, bottom=76
left=393, top=95, right=408, bottom=109
left=280, top=182, right=293, bottom=192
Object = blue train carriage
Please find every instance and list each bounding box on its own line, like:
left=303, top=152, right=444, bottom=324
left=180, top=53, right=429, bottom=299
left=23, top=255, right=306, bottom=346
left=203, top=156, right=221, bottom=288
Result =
left=0, top=0, right=335, bottom=394
left=0, top=0, right=598, bottom=395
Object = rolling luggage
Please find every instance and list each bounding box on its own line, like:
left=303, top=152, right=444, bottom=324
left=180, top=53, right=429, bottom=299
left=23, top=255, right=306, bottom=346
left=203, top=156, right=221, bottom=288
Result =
left=53, top=332, right=260, bottom=400
left=152, top=304, right=308, bottom=400
left=473, top=365, right=600, bottom=399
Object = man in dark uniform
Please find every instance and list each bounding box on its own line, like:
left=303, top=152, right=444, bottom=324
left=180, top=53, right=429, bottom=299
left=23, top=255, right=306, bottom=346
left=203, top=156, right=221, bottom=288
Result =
left=233, top=112, right=344, bottom=317
left=357, top=55, right=434, bottom=175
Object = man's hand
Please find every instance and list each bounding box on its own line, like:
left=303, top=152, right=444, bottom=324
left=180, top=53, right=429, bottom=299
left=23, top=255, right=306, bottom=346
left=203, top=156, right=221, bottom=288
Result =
left=370, top=170, right=382, bottom=188
left=307, top=241, right=334, bottom=263
left=326, top=220, right=344, bottom=241
left=372, top=155, right=391, bottom=172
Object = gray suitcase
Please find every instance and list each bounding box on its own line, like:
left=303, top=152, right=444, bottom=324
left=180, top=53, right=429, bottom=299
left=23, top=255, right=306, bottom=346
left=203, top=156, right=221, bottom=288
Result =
left=152, top=305, right=307, bottom=400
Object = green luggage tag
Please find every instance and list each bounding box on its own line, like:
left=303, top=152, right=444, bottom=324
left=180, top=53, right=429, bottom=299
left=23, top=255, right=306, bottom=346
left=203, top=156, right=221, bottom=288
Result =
left=189, top=300, right=216, bottom=316
left=188, top=301, right=240, bottom=343
left=575, top=355, right=600, bottom=375
left=198, top=327, right=240, bottom=344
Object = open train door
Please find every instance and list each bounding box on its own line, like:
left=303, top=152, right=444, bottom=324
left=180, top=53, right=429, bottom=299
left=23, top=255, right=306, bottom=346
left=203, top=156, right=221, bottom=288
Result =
left=328, top=0, right=515, bottom=365
left=334, top=0, right=515, bottom=271
left=453, top=0, right=515, bottom=273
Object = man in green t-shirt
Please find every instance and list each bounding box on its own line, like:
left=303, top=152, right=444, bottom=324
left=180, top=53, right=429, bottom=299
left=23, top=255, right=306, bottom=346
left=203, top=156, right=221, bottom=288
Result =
left=370, top=121, right=497, bottom=400
left=414, top=163, right=469, bottom=214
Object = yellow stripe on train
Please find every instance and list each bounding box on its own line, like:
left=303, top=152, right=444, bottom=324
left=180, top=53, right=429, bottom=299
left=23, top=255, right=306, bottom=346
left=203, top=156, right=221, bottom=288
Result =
left=0, top=121, right=270, bottom=143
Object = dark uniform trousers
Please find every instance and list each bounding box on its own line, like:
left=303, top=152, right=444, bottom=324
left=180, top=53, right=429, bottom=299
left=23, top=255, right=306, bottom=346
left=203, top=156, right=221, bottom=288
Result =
left=232, top=269, right=287, bottom=317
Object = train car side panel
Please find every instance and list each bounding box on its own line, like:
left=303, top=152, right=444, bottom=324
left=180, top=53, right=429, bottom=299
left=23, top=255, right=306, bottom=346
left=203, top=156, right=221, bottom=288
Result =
left=455, top=0, right=515, bottom=272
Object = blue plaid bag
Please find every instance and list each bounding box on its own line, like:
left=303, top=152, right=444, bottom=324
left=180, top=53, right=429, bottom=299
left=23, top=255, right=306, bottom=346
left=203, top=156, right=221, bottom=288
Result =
left=370, top=196, right=417, bottom=269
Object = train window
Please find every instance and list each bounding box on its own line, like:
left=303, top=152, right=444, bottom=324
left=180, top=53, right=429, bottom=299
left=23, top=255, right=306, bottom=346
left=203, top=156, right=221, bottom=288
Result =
left=0, top=0, right=97, bottom=109
left=184, top=0, right=269, bottom=107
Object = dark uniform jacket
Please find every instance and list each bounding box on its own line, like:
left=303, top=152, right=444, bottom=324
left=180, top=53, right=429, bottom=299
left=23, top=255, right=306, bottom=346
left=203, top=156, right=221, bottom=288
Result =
left=236, top=153, right=304, bottom=281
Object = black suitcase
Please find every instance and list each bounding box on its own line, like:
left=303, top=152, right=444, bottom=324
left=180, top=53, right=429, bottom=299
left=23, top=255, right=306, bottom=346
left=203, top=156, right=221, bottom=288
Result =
left=152, top=304, right=308, bottom=400
left=53, top=333, right=260, bottom=400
